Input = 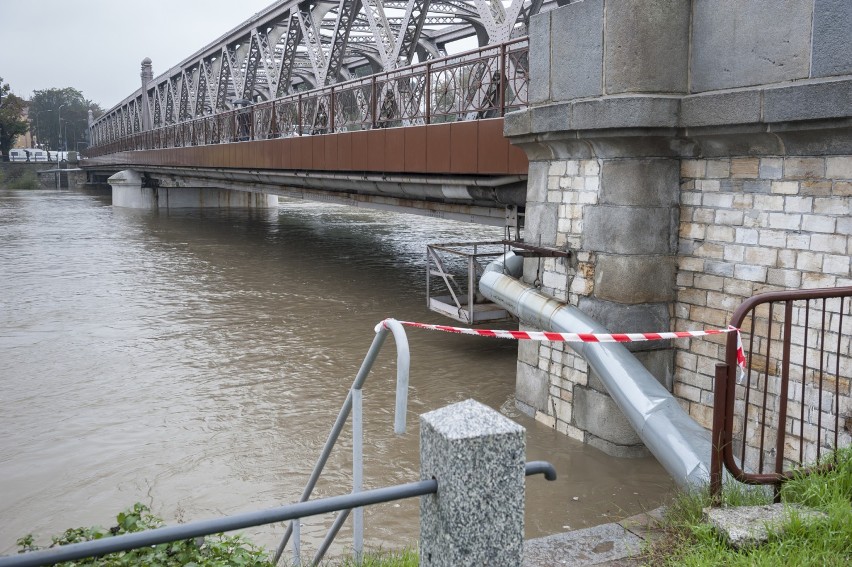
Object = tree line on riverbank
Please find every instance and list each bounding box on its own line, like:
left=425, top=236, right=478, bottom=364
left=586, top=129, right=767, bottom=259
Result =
left=0, top=76, right=103, bottom=160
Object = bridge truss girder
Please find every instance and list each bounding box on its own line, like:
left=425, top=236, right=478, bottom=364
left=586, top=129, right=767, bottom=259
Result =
left=92, top=0, right=545, bottom=139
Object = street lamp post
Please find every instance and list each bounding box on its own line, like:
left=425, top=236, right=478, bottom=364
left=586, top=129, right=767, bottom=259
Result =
left=62, top=119, right=76, bottom=152
left=57, top=104, right=67, bottom=150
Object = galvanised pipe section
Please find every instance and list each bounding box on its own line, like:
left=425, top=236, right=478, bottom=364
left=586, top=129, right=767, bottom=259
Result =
left=353, top=386, right=364, bottom=562
left=480, top=253, right=713, bottom=487
left=273, top=318, right=410, bottom=564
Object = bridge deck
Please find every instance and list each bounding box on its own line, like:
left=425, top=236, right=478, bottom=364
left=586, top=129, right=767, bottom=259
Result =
left=83, top=118, right=526, bottom=176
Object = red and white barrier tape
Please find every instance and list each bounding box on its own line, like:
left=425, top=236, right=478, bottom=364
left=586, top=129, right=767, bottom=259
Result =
left=379, top=319, right=747, bottom=378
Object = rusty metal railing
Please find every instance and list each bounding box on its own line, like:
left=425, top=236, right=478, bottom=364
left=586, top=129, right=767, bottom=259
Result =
left=85, top=38, right=528, bottom=158
left=710, top=286, right=852, bottom=503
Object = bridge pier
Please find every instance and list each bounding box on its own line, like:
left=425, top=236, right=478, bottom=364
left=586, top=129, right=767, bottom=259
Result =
left=512, top=151, right=680, bottom=458
left=508, top=0, right=851, bottom=457
left=108, top=170, right=278, bottom=209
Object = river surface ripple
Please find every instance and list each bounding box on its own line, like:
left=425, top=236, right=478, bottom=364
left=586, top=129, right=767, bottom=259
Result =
left=0, top=187, right=672, bottom=557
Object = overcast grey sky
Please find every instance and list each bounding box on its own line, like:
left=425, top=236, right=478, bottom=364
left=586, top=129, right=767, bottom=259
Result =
left=0, top=0, right=278, bottom=109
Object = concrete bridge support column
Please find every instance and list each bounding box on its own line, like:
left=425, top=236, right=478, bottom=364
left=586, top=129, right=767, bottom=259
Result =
left=108, top=170, right=277, bottom=209
left=109, top=170, right=156, bottom=208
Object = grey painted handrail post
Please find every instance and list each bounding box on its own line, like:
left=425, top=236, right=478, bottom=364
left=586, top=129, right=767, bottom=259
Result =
left=352, top=386, right=363, bottom=563
left=420, top=399, right=526, bottom=566
left=292, top=521, right=300, bottom=565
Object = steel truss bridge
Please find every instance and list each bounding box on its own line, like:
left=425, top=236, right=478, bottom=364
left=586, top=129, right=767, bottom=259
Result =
left=85, top=0, right=549, bottom=225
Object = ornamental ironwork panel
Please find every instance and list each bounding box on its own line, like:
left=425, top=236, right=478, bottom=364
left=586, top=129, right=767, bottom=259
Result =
left=84, top=37, right=528, bottom=158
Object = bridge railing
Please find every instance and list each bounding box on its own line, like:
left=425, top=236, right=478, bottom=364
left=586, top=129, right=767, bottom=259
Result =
left=85, top=38, right=528, bottom=158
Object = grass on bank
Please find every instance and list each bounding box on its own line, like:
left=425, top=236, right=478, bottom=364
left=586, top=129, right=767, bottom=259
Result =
left=1, top=169, right=40, bottom=189
left=644, top=447, right=852, bottom=566
left=334, top=548, right=417, bottom=567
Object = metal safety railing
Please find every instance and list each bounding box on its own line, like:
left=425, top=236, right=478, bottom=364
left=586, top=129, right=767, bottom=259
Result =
left=85, top=38, right=528, bottom=157
left=273, top=318, right=410, bottom=565
left=0, top=482, right=434, bottom=567
left=1, top=315, right=555, bottom=567
left=710, top=286, right=852, bottom=502
left=0, top=462, right=557, bottom=567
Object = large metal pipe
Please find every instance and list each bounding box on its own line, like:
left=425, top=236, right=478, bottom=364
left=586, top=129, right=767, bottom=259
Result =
left=480, top=253, right=712, bottom=487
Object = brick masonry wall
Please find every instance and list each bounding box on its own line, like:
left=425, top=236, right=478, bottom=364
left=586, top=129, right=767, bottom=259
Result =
left=521, top=153, right=852, bottom=465
left=676, top=154, right=852, bottom=468
left=518, top=158, right=603, bottom=443
left=512, top=0, right=852, bottom=465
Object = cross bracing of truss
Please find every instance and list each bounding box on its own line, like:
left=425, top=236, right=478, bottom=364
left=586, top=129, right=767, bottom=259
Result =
left=90, top=0, right=545, bottom=147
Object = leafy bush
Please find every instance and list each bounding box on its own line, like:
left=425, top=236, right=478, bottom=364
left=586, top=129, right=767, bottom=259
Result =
left=17, top=503, right=273, bottom=566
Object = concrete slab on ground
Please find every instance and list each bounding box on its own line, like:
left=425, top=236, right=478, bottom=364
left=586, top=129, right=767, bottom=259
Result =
left=523, top=523, right=642, bottom=566
left=523, top=508, right=664, bottom=566
left=703, top=503, right=827, bottom=549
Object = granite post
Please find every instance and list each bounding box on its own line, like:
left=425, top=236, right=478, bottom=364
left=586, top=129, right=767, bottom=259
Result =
left=420, top=399, right=525, bottom=566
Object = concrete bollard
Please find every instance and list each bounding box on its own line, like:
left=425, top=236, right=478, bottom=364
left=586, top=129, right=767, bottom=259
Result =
left=420, top=399, right=525, bottom=566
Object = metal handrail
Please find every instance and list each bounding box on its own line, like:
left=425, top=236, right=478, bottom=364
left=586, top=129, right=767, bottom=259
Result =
left=1, top=310, right=557, bottom=567
left=272, top=318, right=410, bottom=565
left=0, top=481, right=436, bottom=567
left=1, top=463, right=556, bottom=567
left=85, top=38, right=528, bottom=156
left=710, top=286, right=852, bottom=502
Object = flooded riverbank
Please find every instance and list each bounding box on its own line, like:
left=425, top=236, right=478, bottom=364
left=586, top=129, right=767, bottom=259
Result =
left=0, top=187, right=673, bottom=556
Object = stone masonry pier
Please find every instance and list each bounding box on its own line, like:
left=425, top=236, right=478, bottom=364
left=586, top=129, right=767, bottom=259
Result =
left=506, top=0, right=851, bottom=457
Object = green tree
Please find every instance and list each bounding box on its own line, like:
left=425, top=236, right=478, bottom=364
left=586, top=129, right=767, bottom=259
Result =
left=29, top=87, right=103, bottom=151
left=0, top=77, right=29, bottom=158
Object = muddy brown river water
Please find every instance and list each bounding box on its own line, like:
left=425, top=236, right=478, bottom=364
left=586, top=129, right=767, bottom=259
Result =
left=0, top=187, right=673, bottom=557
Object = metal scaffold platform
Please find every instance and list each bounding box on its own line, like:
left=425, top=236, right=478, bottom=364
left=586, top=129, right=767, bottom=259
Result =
left=427, top=240, right=510, bottom=324
left=426, top=238, right=572, bottom=324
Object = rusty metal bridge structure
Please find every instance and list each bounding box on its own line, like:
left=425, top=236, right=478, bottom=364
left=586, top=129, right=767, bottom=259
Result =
left=82, top=1, right=544, bottom=226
